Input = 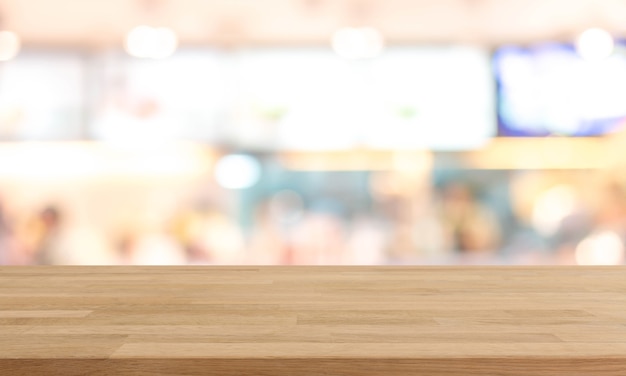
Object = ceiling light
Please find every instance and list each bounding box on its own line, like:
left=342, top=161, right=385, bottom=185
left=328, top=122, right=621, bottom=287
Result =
left=214, top=154, right=262, bottom=190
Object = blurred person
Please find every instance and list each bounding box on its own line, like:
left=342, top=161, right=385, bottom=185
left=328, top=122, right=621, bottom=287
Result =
left=171, top=204, right=244, bottom=265
left=345, top=214, right=387, bottom=265
left=550, top=178, right=626, bottom=264
left=378, top=196, right=447, bottom=264
left=170, top=209, right=212, bottom=265
left=550, top=203, right=594, bottom=263
left=55, top=226, right=115, bottom=265
left=115, top=232, right=138, bottom=265
left=200, top=211, right=245, bottom=264
left=594, top=179, right=626, bottom=231
left=0, top=201, right=18, bottom=265
left=553, top=178, right=626, bottom=266
left=503, top=227, right=552, bottom=264
left=23, top=206, right=63, bottom=265
left=185, top=244, right=212, bottom=265
left=21, top=205, right=114, bottom=265
left=385, top=221, right=417, bottom=263
left=289, top=202, right=347, bottom=265
left=247, top=200, right=289, bottom=265
left=437, top=183, right=501, bottom=254
left=130, top=233, right=186, bottom=265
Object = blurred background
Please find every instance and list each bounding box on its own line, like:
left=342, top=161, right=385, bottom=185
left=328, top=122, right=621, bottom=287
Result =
left=2, top=0, right=626, bottom=265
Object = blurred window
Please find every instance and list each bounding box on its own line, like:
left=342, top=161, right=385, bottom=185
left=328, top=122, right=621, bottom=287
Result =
left=495, top=43, right=626, bottom=136
left=368, top=46, right=495, bottom=150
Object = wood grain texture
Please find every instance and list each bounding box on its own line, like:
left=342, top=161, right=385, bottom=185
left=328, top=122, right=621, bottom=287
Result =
left=1, top=266, right=626, bottom=375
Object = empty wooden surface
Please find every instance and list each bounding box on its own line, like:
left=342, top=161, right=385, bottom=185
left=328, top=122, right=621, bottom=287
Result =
left=1, top=266, right=626, bottom=375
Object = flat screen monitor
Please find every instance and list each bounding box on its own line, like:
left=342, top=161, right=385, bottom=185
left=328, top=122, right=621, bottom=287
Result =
left=495, top=43, right=626, bottom=136
left=232, top=48, right=362, bottom=150
left=366, top=46, right=495, bottom=150
left=91, top=49, right=229, bottom=143
left=234, top=46, right=495, bottom=151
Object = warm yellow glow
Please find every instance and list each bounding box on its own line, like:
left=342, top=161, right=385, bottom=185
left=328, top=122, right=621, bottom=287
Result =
left=532, top=185, right=577, bottom=236
left=467, top=137, right=609, bottom=170
left=392, top=151, right=433, bottom=174
left=576, top=231, right=625, bottom=265
left=279, top=150, right=433, bottom=171
left=0, top=142, right=213, bottom=179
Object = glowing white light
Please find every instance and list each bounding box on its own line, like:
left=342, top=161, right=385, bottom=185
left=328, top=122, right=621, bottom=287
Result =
left=0, top=31, right=20, bottom=61
left=576, top=28, right=614, bottom=62
left=531, top=185, right=577, bottom=236
left=214, top=154, right=261, bottom=189
left=575, top=231, right=625, bottom=265
left=125, top=25, right=178, bottom=59
left=331, top=27, right=384, bottom=59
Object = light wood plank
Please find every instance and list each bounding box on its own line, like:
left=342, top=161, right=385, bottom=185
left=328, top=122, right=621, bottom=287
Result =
left=1, top=266, right=626, bottom=375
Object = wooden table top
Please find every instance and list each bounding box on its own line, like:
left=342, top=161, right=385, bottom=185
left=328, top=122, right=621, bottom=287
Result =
left=1, top=266, right=625, bottom=375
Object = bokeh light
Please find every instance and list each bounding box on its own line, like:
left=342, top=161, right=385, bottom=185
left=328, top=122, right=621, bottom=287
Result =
left=575, top=231, right=625, bottom=265
left=576, top=28, right=614, bottom=62
left=531, top=185, right=577, bottom=236
left=214, top=154, right=262, bottom=190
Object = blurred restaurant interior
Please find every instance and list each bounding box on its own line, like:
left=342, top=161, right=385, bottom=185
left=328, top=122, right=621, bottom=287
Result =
left=2, top=0, right=626, bottom=265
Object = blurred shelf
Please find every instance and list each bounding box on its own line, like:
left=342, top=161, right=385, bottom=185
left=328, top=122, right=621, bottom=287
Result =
left=465, top=137, right=619, bottom=170
left=0, top=141, right=216, bottom=179
left=1, top=266, right=626, bottom=375
left=279, top=149, right=434, bottom=171
left=279, top=136, right=626, bottom=171
left=0, top=136, right=624, bottom=175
